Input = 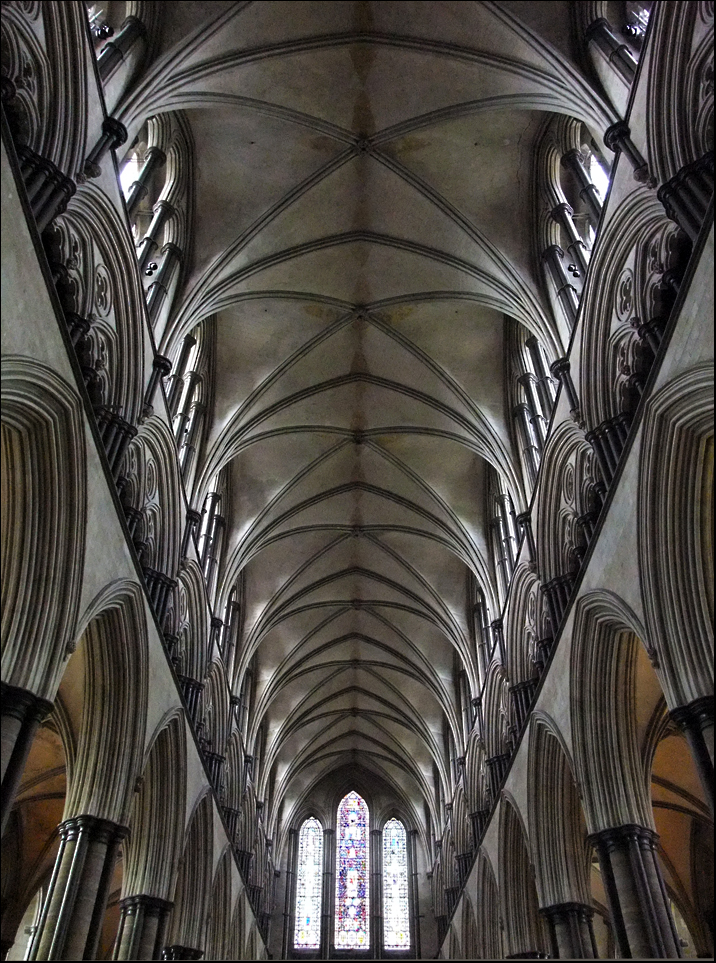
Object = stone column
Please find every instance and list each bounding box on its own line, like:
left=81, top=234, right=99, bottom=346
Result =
left=585, top=18, right=637, bottom=85
left=408, top=829, right=421, bottom=959
left=180, top=510, right=202, bottom=562
left=518, top=374, right=547, bottom=449
left=282, top=828, right=298, bottom=959
left=97, top=17, right=147, bottom=82
left=550, top=357, right=582, bottom=425
left=166, top=336, right=197, bottom=414
left=137, top=201, right=175, bottom=274
left=604, top=121, right=653, bottom=185
left=84, top=117, right=128, bottom=179
left=551, top=202, right=589, bottom=277
left=370, top=828, right=383, bottom=957
left=178, top=402, right=206, bottom=479
left=657, top=151, right=714, bottom=242
left=142, top=354, right=172, bottom=420
left=320, top=828, right=335, bottom=959
left=524, top=337, right=556, bottom=417
left=513, top=403, right=540, bottom=484
left=126, top=147, right=167, bottom=218
left=160, top=948, right=203, bottom=961
left=542, top=245, right=580, bottom=327
left=113, top=895, right=173, bottom=961
left=670, top=695, right=714, bottom=816
left=147, top=243, right=183, bottom=326
left=561, top=151, right=603, bottom=228
left=13, top=145, right=76, bottom=234
left=540, top=902, right=597, bottom=959
left=589, top=824, right=681, bottom=959
left=516, top=511, right=536, bottom=564
left=173, top=372, right=202, bottom=445
left=1, top=682, right=53, bottom=835
left=29, top=815, right=128, bottom=960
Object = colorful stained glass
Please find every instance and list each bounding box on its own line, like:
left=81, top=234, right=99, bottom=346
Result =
left=294, top=817, right=323, bottom=949
left=335, top=791, right=370, bottom=949
left=383, top=818, right=410, bottom=949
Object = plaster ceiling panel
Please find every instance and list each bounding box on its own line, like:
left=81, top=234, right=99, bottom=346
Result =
left=494, top=1, right=578, bottom=70
left=221, top=153, right=516, bottom=288
left=185, top=106, right=348, bottom=285
left=211, top=299, right=348, bottom=439
left=368, top=302, right=507, bottom=430
left=240, top=316, right=492, bottom=428
left=154, top=1, right=238, bottom=63
left=223, top=240, right=519, bottom=311
left=381, top=109, right=547, bottom=278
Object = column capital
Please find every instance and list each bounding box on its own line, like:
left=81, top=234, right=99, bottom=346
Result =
left=152, top=199, right=176, bottom=219
left=152, top=353, right=173, bottom=376
left=588, top=822, right=659, bottom=852
left=119, top=894, right=173, bottom=916
left=0, top=681, right=53, bottom=725
left=670, top=694, right=714, bottom=732
left=550, top=200, right=574, bottom=219
left=59, top=813, right=130, bottom=846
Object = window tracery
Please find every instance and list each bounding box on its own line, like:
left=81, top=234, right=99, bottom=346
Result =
left=335, top=791, right=370, bottom=950
left=294, top=817, right=323, bottom=950
left=383, top=818, right=410, bottom=950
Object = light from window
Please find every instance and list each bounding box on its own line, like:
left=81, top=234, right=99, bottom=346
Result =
left=335, top=791, right=370, bottom=949
left=119, top=153, right=140, bottom=199
left=294, top=818, right=323, bottom=949
left=383, top=818, right=410, bottom=949
left=588, top=153, right=610, bottom=202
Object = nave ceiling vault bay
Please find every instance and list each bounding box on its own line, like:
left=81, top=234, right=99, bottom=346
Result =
left=119, top=1, right=616, bottom=835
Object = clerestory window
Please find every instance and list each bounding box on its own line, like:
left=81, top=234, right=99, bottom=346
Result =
left=335, top=791, right=370, bottom=950
left=294, top=817, right=323, bottom=950
left=383, top=818, right=410, bottom=950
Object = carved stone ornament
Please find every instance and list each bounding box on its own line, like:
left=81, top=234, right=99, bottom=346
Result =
left=94, top=263, right=112, bottom=317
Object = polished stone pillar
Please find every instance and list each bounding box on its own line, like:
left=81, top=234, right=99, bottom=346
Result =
left=13, top=144, right=76, bottom=234
left=541, top=902, right=597, bottom=959
left=513, top=403, right=540, bottom=484
left=166, top=336, right=197, bottom=414
left=1, top=682, right=53, bottom=836
left=657, top=151, right=714, bottom=242
left=84, top=117, right=128, bottom=179
left=516, top=511, right=536, bottom=564
left=142, top=354, right=172, bottom=420
left=160, top=948, right=202, bottom=961
left=407, top=828, right=421, bottom=958
left=147, top=243, right=182, bottom=325
left=320, top=828, right=335, bottom=959
left=29, top=815, right=128, bottom=960
left=524, top=337, right=556, bottom=416
left=551, top=201, right=589, bottom=276
left=543, top=244, right=580, bottom=326
left=97, top=17, right=147, bottom=82
left=126, top=147, right=167, bottom=218
left=561, top=151, right=603, bottom=228
left=282, top=828, right=299, bottom=959
left=518, top=373, right=547, bottom=449
left=550, top=357, right=582, bottom=425
left=179, top=403, right=206, bottom=479
left=173, top=372, right=202, bottom=445
left=370, top=828, right=383, bottom=957
left=179, top=509, right=202, bottom=562
left=113, top=895, right=172, bottom=961
left=585, top=18, right=637, bottom=85
left=604, top=121, right=653, bottom=185
left=589, top=824, right=681, bottom=959
left=137, top=201, right=175, bottom=274
left=670, top=695, right=714, bottom=816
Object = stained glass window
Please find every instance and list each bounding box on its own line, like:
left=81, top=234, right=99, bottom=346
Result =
left=335, top=791, right=370, bottom=949
left=294, top=817, right=323, bottom=949
left=383, top=818, right=411, bottom=949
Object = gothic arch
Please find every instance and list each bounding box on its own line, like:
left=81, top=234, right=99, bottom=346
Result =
left=206, top=846, right=233, bottom=961
left=174, top=558, right=210, bottom=682
left=166, top=792, right=213, bottom=955
left=1, top=357, right=86, bottom=700
left=503, top=562, right=541, bottom=685
left=64, top=579, right=149, bottom=825
left=122, top=710, right=186, bottom=902
left=527, top=713, right=592, bottom=909
left=569, top=590, right=656, bottom=833
left=498, top=794, right=549, bottom=958
left=638, top=363, right=714, bottom=708
left=473, top=848, right=500, bottom=960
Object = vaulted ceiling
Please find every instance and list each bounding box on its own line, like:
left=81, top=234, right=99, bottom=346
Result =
left=119, top=1, right=613, bottom=836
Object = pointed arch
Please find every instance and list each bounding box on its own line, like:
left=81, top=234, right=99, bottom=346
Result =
left=499, top=795, right=548, bottom=958
left=474, top=848, right=501, bottom=960
left=166, top=792, right=213, bottom=954
left=1, top=357, right=86, bottom=700
left=206, top=847, right=233, bottom=961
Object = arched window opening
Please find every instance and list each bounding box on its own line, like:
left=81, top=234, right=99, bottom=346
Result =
left=335, top=791, right=370, bottom=950
left=383, top=818, right=411, bottom=950
left=294, top=818, right=324, bottom=949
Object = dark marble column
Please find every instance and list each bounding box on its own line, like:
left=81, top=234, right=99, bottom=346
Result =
left=142, top=354, right=172, bottom=421
left=137, top=201, right=175, bottom=274
left=542, top=245, right=580, bottom=327
left=585, top=18, right=637, bottom=85
left=657, top=151, right=714, bottom=242
left=1, top=682, right=53, bottom=835
left=173, top=372, right=202, bottom=445
left=670, top=695, right=714, bottom=816
left=160, top=948, right=203, bottom=961
left=282, top=828, right=299, bottom=958
left=165, top=336, right=197, bottom=414
left=551, top=201, right=589, bottom=277
left=561, top=150, right=603, bottom=228
left=97, top=17, right=147, bottom=82
left=589, top=824, right=681, bottom=959
left=113, top=895, right=173, bottom=961
left=29, top=815, right=128, bottom=960
left=180, top=510, right=202, bottom=562
left=370, top=828, right=383, bottom=957
left=407, top=828, right=421, bottom=959
left=84, top=117, right=128, bottom=179
left=550, top=357, right=582, bottom=425
left=13, top=145, right=76, bottom=233
left=604, top=121, right=653, bottom=185
left=146, top=243, right=182, bottom=325
left=518, top=374, right=547, bottom=449
left=320, top=827, right=336, bottom=959
left=540, top=902, right=597, bottom=959
left=524, top=336, right=556, bottom=417
left=513, top=403, right=540, bottom=484
left=126, top=147, right=167, bottom=218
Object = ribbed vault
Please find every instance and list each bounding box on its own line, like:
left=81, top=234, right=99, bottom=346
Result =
left=116, top=1, right=614, bottom=846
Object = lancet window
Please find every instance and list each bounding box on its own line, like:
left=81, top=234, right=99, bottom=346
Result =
left=383, top=819, right=411, bottom=950
left=294, top=818, right=324, bottom=949
left=335, top=791, right=370, bottom=950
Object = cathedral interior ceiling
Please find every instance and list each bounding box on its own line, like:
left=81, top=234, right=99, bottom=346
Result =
left=112, top=0, right=618, bottom=829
